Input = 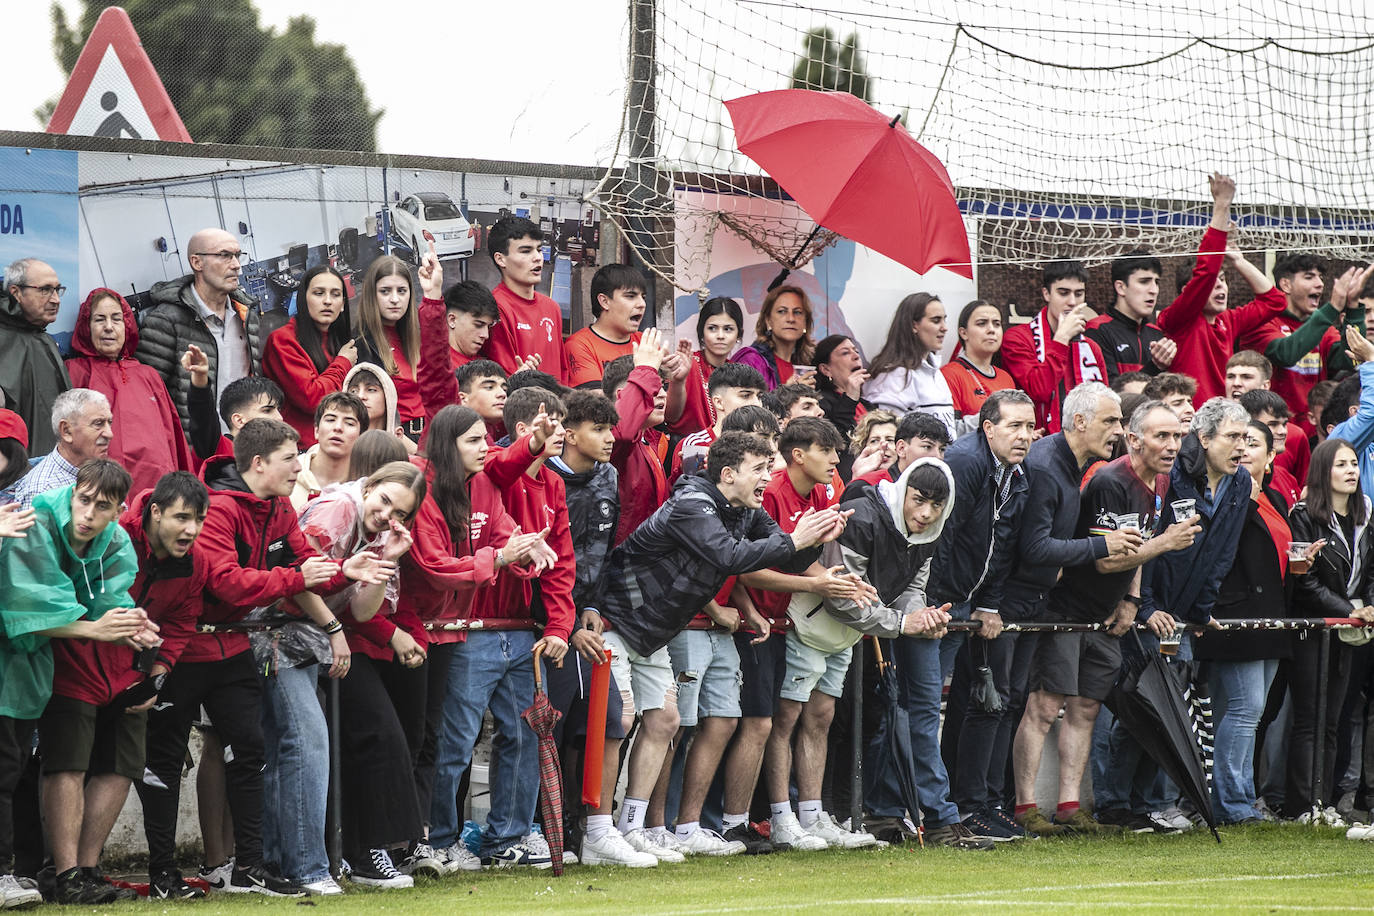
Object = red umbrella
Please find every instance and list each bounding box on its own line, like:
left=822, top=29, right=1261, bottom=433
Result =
left=725, top=89, right=972, bottom=279
left=523, top=646, right=566, bottom=875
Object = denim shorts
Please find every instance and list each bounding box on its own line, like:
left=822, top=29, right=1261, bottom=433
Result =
left=666, top=629, right=743, bottom=726
left=780, top=629, right=853, bottom=702
left=602, top=630, right=675, bottom=715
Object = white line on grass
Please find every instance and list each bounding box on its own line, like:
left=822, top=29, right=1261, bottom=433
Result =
left=654, top=870, right=1374, bottom=915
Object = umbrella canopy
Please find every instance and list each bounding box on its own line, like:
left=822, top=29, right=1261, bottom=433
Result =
left=523, top=646, right=566, bottom=875
left=1106, top=638, right=1220, bottom=842
left=725, top=89, right=972, bottom=279
left=866, top=640, right=924, bottom=844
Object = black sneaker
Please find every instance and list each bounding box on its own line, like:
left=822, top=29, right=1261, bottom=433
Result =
left=350, top=849, right=414, bottom=888
left=722, top=823, right=774, bottom=855
left=149, top=869, right=207, bottom=900
left=82, top=867, right=138, bottom=901
left=986, top=807, right=1032, bottom=839
left=54, top=867, right=116, bottom=905
left=394, top=843, right=444, bottom=878
left=229, top=864, right=306, bottom=897
left=1095, top=807, right=1157, bottom=834
left=961, top=810, right=1022, bottom=842
left=925, top=821, right=996, bottom=851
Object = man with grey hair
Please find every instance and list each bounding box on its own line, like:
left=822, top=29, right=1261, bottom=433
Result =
left=1012, top=400, right=1200, bottom=836
left=135, top=228, right=265, bottom=436
left=957, top=381, right=1139, bottom=839
left=1094, top=397, right=1250, bottom=832
left=0, top=258, right=72, bottom=454
left=11, top=389, right=113, bottom=508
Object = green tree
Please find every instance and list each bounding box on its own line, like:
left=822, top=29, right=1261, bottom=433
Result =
left=789, top=27, right=872, bottom=102
left=45, top=0, right=381, bottom=150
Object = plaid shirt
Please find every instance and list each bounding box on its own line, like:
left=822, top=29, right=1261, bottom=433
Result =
left=13, top=450, right=78, bottom=508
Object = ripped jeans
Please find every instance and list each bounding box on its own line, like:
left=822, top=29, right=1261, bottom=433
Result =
left=666, top=629, right=743, bottom=727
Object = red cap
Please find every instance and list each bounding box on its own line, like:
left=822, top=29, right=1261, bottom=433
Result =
left=0, top=409, right=29, bottom=450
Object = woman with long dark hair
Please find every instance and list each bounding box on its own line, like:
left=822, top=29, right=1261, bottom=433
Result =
left=672, top=296, right=745, bottom=435
left=262, top=265, right=356, bottom=445
left=813, top=334, right=872, bottom=443
left=1286, top=437, right=1374, bottom=821
left=730, top=285, right=816, bottom=391
left=862, top=292, right=957, bottom=438
left=402, top=405, right=552, bottom=871
left=354, top=256, right=424, bottom=440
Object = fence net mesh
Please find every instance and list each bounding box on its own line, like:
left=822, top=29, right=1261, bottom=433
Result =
left=594, top=0, right=1374, bottom=294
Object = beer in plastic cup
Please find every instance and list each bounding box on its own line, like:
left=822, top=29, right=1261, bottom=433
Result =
left=1171, top=498, right=1196, bottom=520
left=1288, top=541, right=1313, bottom=575
left=1160, top=624, right=1184, bottom=657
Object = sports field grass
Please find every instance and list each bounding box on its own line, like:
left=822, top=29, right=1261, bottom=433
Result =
left=100, top=823, right=1374, bottom=913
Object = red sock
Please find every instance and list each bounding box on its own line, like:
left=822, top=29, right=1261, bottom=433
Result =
left=1056, top=801, right=1080, bottom=819
left=1014, top=803, right=1035, bottom=816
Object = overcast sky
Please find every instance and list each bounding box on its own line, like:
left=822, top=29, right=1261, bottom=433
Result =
left=2, top=0, right=631, bottom=165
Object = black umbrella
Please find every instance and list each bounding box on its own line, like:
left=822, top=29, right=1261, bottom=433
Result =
left=1105, top=633, right=1220, bottom=842
left=867, top=639, right=924, bottom=846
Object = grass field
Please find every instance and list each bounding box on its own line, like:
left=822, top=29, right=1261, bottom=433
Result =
left=96, top=823, right=1374, bottom=914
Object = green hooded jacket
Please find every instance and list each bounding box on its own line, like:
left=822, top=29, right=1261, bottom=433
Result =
left=0, top=483, right=137, bottom=718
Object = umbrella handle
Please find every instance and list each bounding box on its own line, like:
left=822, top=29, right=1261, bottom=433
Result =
left=872, top=637, right=887, bottom=671
left=533, top=643, right=544, bottom=694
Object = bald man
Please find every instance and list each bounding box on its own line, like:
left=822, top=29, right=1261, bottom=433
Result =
left=136, top=228, right=265, bottom=435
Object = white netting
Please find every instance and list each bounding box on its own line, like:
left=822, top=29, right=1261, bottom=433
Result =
left=595, top=0, right=1374, bottom=294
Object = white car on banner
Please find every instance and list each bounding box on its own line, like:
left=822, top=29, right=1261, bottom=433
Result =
left=391, top=192, right=476, bottom=261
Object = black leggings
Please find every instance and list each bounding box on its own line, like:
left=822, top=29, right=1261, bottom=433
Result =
left=1284, top=632, right=1353, bottom=816
left=334, top=655, right=425, bottom=858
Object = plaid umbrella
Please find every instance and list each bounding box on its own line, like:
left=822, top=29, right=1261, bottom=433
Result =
left=523, top=646, right=566, bottom=875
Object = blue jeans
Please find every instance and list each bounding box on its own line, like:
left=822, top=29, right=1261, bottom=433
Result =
left=1210, top=658, right=1279, bottom=823
left=260, top=662, right=330, bottom=882
left=939, top=603, right=972, bottom=683
left=428, top=631, right=538, bottom=855
left=865, top=636, right=960, bottom=826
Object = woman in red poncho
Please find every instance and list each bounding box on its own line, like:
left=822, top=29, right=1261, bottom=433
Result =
left=65, top=288, right=194, bottom=495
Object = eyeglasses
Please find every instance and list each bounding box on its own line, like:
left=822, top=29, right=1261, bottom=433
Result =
left=16, top=284, right=66, bottom=298
left=192, top=250, right=249, bottom=263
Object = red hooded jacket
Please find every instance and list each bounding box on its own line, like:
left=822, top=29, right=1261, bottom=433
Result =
left=50, top=489, right=205, bottom=705
left=65, top=288, right=195, bottom=496
left=610, top=365, right=669, bottom=544
left=188, top=455, right=348, bottom=663
left=261, top=317, right=353, bottom=447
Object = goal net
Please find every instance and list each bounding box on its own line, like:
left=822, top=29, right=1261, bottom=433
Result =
left=595, top=0, right=1374, bottom=295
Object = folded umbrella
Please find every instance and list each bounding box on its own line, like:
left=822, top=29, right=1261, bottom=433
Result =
left=1106, top=633, right=1220, bottom=842
left=522, top=646, right=566, bottom=875
left=866, top=639, right=924, bottom=845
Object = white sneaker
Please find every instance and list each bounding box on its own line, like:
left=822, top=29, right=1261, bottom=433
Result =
left=299, top=876, right=344, bottom=896
left=580, top=831, right=658, bottom=867
left=674, top=827, right=746, bottom=856
left=1346, top=824, right=1374, bottom=840
left=0, top=874, right=42, bottom=910
left=522, top=831, right=576, bottom=866
left=1159, top=806, right=1195, bottom=831
left=437, top=844, right=483, bottom=873
left=198, top=858, right=234, bottom=892
left=839, top=817, right=890, bottom=848
left=806, top=811, right=879, bottom=849
left=1298, top=806, right=1348, bottom=828
left=622, top=828, right=685, bottom=863
left=770, top=812, right=828, bottom=851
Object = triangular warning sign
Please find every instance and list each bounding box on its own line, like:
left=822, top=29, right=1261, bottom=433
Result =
left=46, top=6, right=192, bottom=142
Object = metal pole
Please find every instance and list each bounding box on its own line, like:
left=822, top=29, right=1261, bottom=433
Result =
left=1312, top=628, right=1331, bottom=816
left=850, top=640, right=864, bottom=832
left=327, top=677, right=343, bottom=877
